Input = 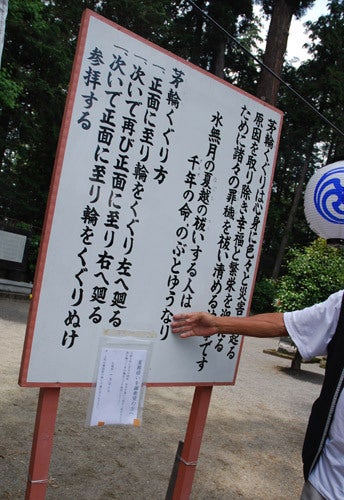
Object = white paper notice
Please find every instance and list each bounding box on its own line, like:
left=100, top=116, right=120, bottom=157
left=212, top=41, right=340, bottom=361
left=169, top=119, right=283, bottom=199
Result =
left=89, top=347, right=147, bottom=426
left=0, top=230, right=26, bottom=263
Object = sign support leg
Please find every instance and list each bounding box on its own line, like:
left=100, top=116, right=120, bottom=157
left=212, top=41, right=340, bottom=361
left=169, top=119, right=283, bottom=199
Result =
left=171, top=385, right=213, bottom=499
left=25, top=387, right=60, bottom=500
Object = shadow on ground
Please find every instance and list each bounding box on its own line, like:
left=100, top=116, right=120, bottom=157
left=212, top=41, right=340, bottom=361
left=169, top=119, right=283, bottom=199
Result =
left=277, top=366, right=324, bottom=385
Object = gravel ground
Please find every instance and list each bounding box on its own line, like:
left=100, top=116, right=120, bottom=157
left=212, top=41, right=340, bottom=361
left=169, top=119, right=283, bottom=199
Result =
left=0, top=297, right=325, bottom=499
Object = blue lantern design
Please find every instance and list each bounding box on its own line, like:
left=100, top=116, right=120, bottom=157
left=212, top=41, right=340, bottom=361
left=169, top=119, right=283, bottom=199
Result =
left=313, top=167, right=344, bottom=224
left=304, top=161, right=344, bottom=243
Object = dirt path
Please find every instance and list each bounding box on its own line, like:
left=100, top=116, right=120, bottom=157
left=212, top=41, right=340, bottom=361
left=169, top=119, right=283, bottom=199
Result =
left=0, top=297, right=324, bottom=499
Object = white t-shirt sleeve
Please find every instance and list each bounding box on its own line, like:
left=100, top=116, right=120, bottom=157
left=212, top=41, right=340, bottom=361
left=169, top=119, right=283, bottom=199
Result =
left=283, top=290, right=343, bottom=360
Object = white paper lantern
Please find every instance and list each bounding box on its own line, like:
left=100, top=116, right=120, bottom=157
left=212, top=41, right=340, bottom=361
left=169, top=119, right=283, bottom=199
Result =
left=304, top=160, right=344, bottom=243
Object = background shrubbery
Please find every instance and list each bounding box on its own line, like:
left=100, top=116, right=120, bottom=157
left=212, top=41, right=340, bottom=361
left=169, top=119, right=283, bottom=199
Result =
left=252, top=238, right=344, bottom=314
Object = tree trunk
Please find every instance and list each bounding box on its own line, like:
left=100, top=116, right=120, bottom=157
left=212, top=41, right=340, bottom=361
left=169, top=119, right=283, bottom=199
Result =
left=271, top=136, right=315, bottom=279
left=256, top=0, right=294, bottom=106
left=291, top=348, right=302, bottom=371
left=190, top=0, right=206, bottom=66
left=212, top=38, right=225, bottom=79
left=271, top=159, right=308, bottom=279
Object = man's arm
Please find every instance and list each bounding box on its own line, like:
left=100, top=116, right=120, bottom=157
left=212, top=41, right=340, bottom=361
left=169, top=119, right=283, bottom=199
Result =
left=171, top=311, right=288, bottom=339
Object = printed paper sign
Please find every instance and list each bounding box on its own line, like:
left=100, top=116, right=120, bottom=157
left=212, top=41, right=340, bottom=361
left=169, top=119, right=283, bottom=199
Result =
left=88, top=347, right=147, bottom=426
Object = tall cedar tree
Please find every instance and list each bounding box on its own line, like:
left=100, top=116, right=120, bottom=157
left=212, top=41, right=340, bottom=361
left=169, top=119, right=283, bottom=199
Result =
left=259, top=1, right=344, bottom=278
left=256, top=0, right=315, bottom=105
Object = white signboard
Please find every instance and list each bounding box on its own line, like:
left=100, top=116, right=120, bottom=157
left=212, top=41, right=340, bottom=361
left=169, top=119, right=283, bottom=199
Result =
left=20, top=10, right=283, bottom=387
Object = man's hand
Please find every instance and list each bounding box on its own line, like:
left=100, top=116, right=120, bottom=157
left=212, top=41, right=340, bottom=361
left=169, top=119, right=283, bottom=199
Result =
left=171, top=312, right=218, bottom=338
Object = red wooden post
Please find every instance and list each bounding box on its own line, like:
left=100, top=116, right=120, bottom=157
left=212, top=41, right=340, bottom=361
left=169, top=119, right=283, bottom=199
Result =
left=172, top=385, right=213, bottom=499
left=25, top=387, right=60, bottom=500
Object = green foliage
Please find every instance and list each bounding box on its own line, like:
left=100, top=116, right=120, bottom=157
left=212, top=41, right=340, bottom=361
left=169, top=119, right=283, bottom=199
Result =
left=0, top=68, right=23, bottom=109
left=275, top=238, right=344, bottom=312
left=251, top=278, right=277, bottom=314
left=0, top=0, right=262, bottom=233
left=260, top=0, right=316, bottom=18
left=260, top=1, right=344, bottom=277
left=0, top=0, right=76, bottom=228
left=1, top=0, right=344, bottom=279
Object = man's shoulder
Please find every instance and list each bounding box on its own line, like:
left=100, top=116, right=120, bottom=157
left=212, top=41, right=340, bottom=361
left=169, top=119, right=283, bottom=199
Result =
left=326, top=290, right=344, bottom=308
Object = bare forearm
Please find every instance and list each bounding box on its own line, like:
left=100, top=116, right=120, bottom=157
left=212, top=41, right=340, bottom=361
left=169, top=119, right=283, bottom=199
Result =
left=213, top=313, right=287, bottom=338
left=171, top=311, right=288, bottom=338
